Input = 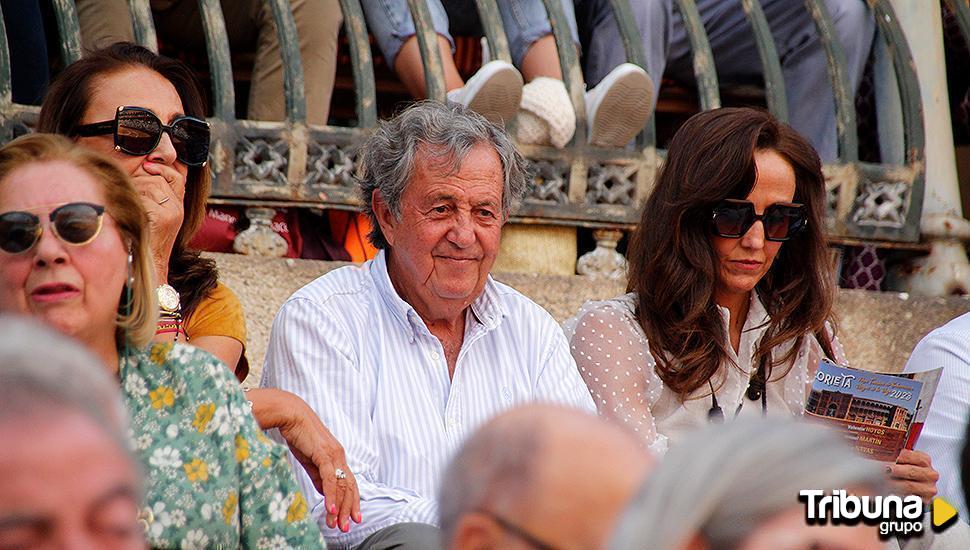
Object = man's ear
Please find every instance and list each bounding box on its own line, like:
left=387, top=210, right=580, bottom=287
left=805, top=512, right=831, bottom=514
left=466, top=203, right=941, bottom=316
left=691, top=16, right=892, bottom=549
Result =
left=372, top=189, right=397, bottom=248
left=448, top=514, right=502, bottom=550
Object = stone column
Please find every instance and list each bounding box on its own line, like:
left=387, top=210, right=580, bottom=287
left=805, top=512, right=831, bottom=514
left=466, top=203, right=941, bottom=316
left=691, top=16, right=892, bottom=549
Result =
left=889, top=0, right=970, bottom=295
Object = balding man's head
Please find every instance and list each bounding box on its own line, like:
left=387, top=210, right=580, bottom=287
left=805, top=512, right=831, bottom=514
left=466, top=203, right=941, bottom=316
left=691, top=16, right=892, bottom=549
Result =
left=440, top=404, right=653, bottom=549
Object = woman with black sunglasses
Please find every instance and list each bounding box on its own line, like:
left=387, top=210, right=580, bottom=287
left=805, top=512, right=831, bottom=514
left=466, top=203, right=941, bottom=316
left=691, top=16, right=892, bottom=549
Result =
left=38, top=42, right=230, bottom=370
left=36, top=42, right=361, bottom=534
left=566, top=107, right=939, bottom=502
left=0, top=133, right=324, bottom=547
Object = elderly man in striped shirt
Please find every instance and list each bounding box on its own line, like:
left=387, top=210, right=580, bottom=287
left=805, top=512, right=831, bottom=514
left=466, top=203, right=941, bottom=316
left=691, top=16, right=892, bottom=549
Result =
left=262, top=100, right=597, bottom=549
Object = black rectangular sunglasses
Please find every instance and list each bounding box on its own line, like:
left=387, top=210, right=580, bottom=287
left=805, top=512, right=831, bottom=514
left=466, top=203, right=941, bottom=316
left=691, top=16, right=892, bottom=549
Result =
left=74, top=106, right=210, bottom=167
left=711, top=199, right=807, bottom=242
left=0, top=202, right=105, bottom=254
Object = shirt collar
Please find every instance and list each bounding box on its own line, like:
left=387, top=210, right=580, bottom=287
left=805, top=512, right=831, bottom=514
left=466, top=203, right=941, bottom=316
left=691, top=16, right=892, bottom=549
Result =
left=369, top=250, right=507, bottom=342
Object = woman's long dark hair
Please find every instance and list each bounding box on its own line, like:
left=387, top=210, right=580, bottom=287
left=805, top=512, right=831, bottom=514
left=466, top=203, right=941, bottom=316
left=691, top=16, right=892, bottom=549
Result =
left=626, top=108, right=836, bottom=398
left=37, top=42, right=217, bottom=320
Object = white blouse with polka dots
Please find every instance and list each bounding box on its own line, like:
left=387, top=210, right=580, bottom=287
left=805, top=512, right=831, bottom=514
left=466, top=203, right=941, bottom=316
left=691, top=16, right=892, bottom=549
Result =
left=564, top=292, right=847, bottom=455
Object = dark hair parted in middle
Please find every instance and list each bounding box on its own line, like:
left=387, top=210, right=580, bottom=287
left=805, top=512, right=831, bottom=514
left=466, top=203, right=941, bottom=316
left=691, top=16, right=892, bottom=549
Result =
left=37, top=42, right=216, bottom=321
left=626, top=107, right=836, bottom=397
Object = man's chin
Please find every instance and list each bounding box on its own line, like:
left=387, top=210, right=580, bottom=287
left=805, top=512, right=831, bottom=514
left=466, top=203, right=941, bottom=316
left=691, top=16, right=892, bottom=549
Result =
left=433, top=281, right=485, bottom=304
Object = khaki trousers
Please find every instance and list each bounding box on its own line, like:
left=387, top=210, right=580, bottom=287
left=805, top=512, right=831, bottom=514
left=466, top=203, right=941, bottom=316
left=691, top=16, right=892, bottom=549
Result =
left=76, top=0, right=341, bottom=125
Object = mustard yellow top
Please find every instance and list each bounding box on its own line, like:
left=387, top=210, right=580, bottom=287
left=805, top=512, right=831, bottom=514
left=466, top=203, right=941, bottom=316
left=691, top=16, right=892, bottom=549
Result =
left=183, top=281, right=249, bottom=380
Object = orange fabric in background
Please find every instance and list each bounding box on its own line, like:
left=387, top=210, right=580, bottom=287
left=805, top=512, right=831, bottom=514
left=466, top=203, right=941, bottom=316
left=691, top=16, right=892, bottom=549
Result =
left=329, top=210, right=377, bottom=263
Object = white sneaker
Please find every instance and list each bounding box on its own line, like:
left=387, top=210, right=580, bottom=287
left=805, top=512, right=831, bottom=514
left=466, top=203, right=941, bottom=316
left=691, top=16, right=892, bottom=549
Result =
left=447, top=60, right=523, bottom=124
left=516, top=77, right=576, bottom=149
left=585, top=63, right=653, bottom=147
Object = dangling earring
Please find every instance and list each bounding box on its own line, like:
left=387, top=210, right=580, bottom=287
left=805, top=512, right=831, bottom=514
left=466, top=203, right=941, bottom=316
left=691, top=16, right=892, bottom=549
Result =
left=121, top=246, right=134, bottom=369
left=127, top=248, right=135, bottom=286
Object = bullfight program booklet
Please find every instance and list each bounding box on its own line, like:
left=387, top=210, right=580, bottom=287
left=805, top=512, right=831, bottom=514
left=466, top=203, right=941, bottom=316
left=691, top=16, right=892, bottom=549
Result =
left=804, top=360, right=942, bottom=462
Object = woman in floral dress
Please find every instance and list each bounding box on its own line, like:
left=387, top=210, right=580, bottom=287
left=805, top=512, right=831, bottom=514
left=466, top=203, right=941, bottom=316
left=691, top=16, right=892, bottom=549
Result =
left=0, top=134, right=324, bottom=548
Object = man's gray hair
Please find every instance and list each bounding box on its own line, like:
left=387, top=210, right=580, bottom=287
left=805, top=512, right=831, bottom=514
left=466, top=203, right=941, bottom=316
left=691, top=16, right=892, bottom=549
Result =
left=0, top=316, right=130, bottom=445
left=439, top=412, right=543, bottom=544
left=357, top=100, right=529, bottom=249
left=611, top=419, right=888, bottom=550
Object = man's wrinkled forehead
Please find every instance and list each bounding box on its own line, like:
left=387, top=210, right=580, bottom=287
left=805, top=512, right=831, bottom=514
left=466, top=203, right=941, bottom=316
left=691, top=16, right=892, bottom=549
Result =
left=413, top=140, right=502, bottom=180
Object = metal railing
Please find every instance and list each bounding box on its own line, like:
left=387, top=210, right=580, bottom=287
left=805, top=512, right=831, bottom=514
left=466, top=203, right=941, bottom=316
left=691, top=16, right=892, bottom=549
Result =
left=0, top=0, right=965, bottom=263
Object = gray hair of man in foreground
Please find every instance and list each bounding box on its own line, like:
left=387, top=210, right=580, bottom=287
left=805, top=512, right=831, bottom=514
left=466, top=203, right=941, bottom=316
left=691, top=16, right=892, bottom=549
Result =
left=357, top=99, right=529, bottom=249
left=611, top=419, right=888, bottom=550
left=438, top=406, right=542, bottom=542
left=438, top=403, right=651, bottom=547
left=0, top=315, right=131, bottom=450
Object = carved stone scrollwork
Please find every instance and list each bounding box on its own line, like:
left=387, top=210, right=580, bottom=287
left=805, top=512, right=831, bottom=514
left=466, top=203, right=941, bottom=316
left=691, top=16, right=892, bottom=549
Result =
left=234, top=136, right=289, bottom=186
left=525, top=159, right=569, bottom=204
left=586, top=163, right=637, bottom=205
left=825, top=184, right=840, bottom=220
left=851, top=180, right=911, bottom=228
left=577, top=229, right=627, bottom=280
left=305, top=142, right=358, bottom=187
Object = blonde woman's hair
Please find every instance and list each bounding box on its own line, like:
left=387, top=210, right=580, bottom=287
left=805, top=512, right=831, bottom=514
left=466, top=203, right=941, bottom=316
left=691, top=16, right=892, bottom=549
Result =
left=0, top=133, right=156, bottom=349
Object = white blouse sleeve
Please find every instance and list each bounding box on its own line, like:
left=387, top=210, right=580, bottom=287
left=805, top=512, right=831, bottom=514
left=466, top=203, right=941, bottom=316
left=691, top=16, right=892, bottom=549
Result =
left=805, top=323, right=849, bottom=399
left=564, top=298, right=669, bottom=455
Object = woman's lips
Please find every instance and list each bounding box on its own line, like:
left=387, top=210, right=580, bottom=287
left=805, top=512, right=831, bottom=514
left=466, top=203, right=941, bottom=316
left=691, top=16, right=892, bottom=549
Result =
left=729, top=260, right=763, bottom=271
left=30, top=283, right=81, bottom=303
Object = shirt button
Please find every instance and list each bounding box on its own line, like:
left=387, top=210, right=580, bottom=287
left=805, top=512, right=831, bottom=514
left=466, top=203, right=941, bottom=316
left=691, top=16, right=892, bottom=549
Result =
left=430, top=352, right=440, bottom=361
left=448, top=417, right=458, bottom=428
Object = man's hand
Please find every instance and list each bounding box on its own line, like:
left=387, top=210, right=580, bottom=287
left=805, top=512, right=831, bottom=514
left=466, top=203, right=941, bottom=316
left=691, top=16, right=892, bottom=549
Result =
left=272, top=392, right=363, bottom=533
left=888, top=449, right=939, bottom=503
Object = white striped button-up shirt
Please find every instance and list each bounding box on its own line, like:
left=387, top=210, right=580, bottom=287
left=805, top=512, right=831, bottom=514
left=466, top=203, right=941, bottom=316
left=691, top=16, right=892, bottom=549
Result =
left=904, top=311, right=970, bottom=521
left=261, top=251, right=596, bottom=548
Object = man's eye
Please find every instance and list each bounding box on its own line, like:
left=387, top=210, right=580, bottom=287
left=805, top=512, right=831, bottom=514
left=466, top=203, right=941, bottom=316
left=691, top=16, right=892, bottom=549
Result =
left=478, top=209, right=496, bottom=218
left=432, top=206, right=448, bottom=214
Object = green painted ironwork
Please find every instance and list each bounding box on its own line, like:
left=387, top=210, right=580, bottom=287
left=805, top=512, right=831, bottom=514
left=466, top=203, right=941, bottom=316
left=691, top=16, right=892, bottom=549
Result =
left=852, top=0, right=926, bottom=242
left=805, top=0, right=858, bottom=163
left=0, top=5, right=11, bottom=113
left=672, top=0, right=721, bottom=111
left=0, top=0, right=938, bottom=246
left=51, top=0, right=82, bottom=67
left=407, top=0, right=446, bottom=101
left=474, top=0, right=512, bottom=64
left=338, top=0, right=378, bottom=128
left=129, top=0, right=159, bottom=53
left=740, top=0, right=789, bottom=122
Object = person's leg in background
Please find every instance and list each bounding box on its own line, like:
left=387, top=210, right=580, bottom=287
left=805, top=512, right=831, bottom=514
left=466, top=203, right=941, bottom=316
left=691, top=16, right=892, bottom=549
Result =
left=576, top=0, right=672, bottom=107
left=499, top=0, right=579, bottom=81
left=1, top=0, right=49, bottom=104
left=497, top=0, right=577, bottom=147
left=360, top=0, right=523, bottom=124
left=250, top=0, right=342, bottom=125
left=360, top=0, right=463, bottom=98
left=75, top=0, right=134, bottom=53
left=662, top=0, right=875, bottom=162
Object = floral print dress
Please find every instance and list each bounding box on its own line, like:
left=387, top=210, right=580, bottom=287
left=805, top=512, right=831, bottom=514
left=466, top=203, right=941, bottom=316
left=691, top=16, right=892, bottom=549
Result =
left=120, top=342, right=325, bottom=549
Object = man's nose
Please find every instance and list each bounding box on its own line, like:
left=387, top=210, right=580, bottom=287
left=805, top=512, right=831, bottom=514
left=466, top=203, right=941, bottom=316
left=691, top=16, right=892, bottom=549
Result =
left=447, top=211, right=476, bottom=248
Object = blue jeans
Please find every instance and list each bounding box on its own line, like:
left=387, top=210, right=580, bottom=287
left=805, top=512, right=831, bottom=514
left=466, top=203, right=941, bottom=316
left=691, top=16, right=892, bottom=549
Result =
left=362, top=0, right=579, bottom=69
left=576, top=0, right=876, bottom=162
